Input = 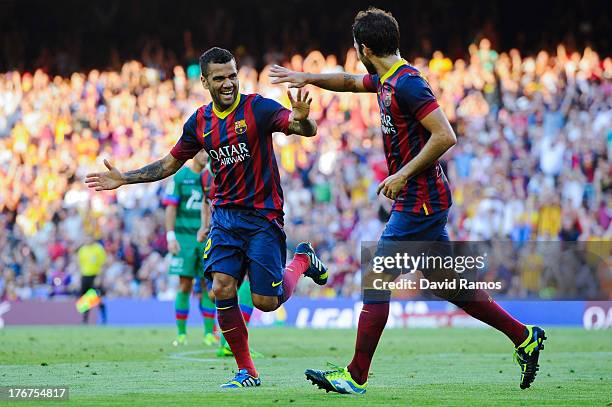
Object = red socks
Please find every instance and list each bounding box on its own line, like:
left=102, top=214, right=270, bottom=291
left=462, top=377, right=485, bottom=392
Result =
left=279, top=253, right=309, bottom=305
left=347, top=302, right=390, bottom=385
left=451, top=289, right=527, bottom=346
left=214, top=254, right=310, bottom=377
left=345, top=290, right=526, bottom=386
left=216, top=297, right=257, bottom=377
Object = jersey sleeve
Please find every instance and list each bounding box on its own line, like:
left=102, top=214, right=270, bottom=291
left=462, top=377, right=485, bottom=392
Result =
left=162, top=176, right=180, bottom=207
left=396, top=75, right=439, bottom=121
left=170, top=111, right=202, bottom=160
left=362, top=74, right=380, bottom=93
left=252, top=95, right=291, bottom=134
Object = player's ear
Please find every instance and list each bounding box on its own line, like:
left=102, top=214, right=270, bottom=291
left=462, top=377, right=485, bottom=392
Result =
left=201, top=75, right=209, bottom=90
left=362, top=44, right=373, bottom=58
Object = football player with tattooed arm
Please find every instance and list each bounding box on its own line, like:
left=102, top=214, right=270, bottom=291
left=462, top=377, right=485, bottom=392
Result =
left=86, top=46, right=329, bottom=389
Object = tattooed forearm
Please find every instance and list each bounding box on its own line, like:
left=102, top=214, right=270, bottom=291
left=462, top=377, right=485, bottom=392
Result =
left=123, top=154, right=185, bottom=184
left=288, top=118, right=317, bottom=137
left=123, top=160, right=165, bottom=184
left=343, top=74, right=359, bottom=92
left=307, top=73, right=368, bottom=92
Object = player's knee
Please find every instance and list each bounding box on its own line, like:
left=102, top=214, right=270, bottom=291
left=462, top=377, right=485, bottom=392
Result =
left=179, top=277, right=193, bottom=293
left=251, top=294, right=278, bottom=312
left=212, top=273, right=237, bottom=300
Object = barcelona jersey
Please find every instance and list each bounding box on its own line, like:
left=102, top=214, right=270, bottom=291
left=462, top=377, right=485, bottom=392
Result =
left=363, top=59, right=452, bottom=215
left=171, top=93, right=290, bottom=223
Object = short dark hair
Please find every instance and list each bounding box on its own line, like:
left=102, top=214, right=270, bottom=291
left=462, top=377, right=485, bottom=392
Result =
left=352, top=7, right=400, bottom=57
left=199, top=47, right=235, bottom=77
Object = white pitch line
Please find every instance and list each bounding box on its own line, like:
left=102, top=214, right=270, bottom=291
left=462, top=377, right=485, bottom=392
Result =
left=168, top=350, right=220, bottom=363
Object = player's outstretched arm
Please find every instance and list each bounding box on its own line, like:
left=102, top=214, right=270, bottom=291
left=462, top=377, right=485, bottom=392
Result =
left=85, top=153, right=185, bottom=191
left=377, top=108, right=456, bottom=200
left=287, top=89, right=317, bottom=137
left=270, top=65, right=369, bottom=93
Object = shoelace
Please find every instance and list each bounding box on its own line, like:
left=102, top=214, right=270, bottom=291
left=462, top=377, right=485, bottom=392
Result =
left=322, top=362, right=347, bottom=379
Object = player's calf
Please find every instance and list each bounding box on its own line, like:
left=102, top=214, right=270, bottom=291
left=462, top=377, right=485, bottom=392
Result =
left=174, top=276, right=194, bottom=345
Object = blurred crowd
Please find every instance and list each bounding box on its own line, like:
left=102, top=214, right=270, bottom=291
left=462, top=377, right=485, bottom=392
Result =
left=4, top=0, right=609, bottom=74
left=1, top=40, right=611, bottom=302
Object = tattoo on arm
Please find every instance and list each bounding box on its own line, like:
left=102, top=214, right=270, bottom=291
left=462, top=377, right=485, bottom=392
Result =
left=123, top=156, right=185, bottom=184
left=288, top=119, right=317, bottom=137
left=123, top=160, right=165, bottom=184
left=343, top=74, right=359, bottom=92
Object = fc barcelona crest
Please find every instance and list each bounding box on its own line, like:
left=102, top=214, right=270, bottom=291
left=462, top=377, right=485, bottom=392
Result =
left=383, top=88, right=393, bottom=107
left=379, top=84, right=393, bottom=108
left=234, top=119, right=247, bottom=134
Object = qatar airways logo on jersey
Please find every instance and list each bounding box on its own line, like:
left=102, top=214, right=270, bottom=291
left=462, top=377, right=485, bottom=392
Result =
left=209, top=142, right=251, bottom=166
left=380, top=113, right=397, bottom=135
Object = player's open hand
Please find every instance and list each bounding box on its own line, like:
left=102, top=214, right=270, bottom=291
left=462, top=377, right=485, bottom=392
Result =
left=85, top=159, right=125, bottom=191
left=269, top=65, right=308, bottom=88
left=288, top=89, right=313, bottom=121
left=168, top=239, right=181, bottom=255
left=377, top=172, right=407, bottom=200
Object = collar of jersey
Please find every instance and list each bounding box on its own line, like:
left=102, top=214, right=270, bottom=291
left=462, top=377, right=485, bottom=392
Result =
left=212, top=93, right=241, bottom=119
left=379, top=58, right=408, bottom=84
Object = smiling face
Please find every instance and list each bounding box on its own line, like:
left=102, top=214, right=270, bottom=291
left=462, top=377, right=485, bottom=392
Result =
left=201, top=59, right=239, bottom=110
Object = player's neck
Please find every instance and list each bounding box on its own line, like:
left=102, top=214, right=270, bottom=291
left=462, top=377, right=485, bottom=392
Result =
left=373, top=54, right=404, bottom=78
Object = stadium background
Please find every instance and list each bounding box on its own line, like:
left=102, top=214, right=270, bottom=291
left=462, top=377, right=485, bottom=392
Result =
left=0, top=0, right=610, bottom=322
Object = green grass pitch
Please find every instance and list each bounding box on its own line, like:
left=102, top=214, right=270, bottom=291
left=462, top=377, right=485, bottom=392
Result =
left=1, top=326, right=610, bottom=406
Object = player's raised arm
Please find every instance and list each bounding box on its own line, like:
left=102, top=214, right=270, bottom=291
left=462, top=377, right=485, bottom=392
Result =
left=286, top=88, right=317, bottom=137
left=270, top=65, right=371, bottom=93
left=85, top=153, right=186, bottom=191
left=377, top=107, right=456, bottom=199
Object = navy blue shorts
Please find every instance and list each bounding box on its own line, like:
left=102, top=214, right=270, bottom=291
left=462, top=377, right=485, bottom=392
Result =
left=380, top=210, right=450, bottom=242
left=381, top=209, right=450, bottom=242
left=203, top=207, right=286, bottom=297
left=376, top=209, right=451, bottom=277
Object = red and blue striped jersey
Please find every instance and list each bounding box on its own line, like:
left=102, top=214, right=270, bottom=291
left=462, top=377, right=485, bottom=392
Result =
left=363, top=59, right=452, bottom=215
left=170, top=93, right=290, bottom=223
